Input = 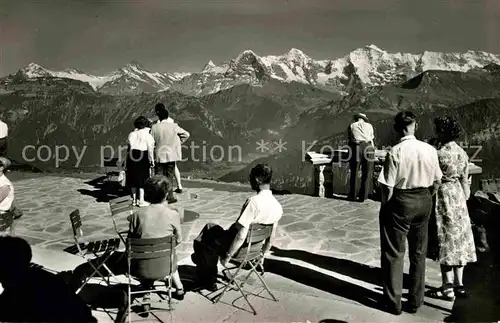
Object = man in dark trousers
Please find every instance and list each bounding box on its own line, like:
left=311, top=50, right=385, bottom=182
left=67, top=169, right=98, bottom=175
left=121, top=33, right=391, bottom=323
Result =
left=347, top=112, right=375, bottom=202
left=150, top=103, right=189, bottom=203
left=377, top=111, right=442, bottom=315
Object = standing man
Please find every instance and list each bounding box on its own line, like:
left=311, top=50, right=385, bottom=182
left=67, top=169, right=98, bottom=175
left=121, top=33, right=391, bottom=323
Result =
left=150, top=103, right=190, bottom=203
left=377, top=111, right=442, bottom=315
left=0, top=119, right=8, bottom=157
left=347, top=112, right=375, bottom=202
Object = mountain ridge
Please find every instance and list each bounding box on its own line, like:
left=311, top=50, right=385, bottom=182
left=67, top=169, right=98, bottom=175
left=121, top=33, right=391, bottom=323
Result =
left=7, top=45, right=500, bottom=96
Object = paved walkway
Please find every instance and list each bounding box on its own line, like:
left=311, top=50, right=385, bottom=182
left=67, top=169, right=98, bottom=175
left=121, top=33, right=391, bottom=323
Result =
left=10, top=175, right=453, bottom=322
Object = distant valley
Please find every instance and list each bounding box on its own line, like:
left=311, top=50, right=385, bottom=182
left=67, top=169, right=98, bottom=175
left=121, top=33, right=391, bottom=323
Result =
left=1, top=45, right=500, bottom=193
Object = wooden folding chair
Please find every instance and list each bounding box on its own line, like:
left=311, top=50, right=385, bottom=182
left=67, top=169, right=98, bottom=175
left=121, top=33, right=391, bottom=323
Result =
left=67, top=209, right=121, bottom=294
left=126, top=236, right=177, bottom=323
left=214, top=223, right=278, bottom=315
left=109, top=196, right=134, bottom=244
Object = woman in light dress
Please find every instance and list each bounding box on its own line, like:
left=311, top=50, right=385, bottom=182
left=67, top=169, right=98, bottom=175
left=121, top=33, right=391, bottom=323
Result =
left=428, top=116, right=476, bottom=300
left=126, top=116, right=155, bottom=207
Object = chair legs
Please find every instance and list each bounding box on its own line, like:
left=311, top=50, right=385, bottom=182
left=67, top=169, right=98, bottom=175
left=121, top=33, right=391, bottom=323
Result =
left=215, top=259, right=277, bottom=315
left=76, top=252, right=120, bottom=294
left=126, top=276, right=174, bottom=322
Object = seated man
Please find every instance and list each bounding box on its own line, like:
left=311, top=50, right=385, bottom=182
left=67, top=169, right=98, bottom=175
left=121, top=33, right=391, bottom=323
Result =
left=0, top=236, right=96, bottom=323
left=191, top=164, right=283, bottom=290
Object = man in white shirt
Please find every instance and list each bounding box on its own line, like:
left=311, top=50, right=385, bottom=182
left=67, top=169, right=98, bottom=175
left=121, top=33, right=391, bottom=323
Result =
left=151, top=104, right=189, bottom=203
left=347, top=113, right=375, bottom=202
left=191, top=164, right=283, bottom=291
left=377, top=111, right=442, bottom=315
left=0, top=120, right=8, bottom=157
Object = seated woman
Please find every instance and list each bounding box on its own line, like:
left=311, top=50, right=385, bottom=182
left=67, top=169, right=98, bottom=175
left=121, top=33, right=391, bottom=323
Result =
left=71, top=175, right=184, bottom=303
left=127, top=175, right=185, bottom=300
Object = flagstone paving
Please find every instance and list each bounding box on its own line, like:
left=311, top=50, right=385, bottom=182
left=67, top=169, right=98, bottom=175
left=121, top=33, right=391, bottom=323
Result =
left=9, top=174, right=455, bottom=322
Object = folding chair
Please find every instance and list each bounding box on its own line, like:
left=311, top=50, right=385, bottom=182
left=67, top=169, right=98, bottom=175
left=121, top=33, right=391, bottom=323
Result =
left=214, top=223, right=278, bottom=315
left=67, top=209, right=121, bottom=294
left=109, top=196, right=134, bottom=244
left=126, top=236, right=177, bottom=323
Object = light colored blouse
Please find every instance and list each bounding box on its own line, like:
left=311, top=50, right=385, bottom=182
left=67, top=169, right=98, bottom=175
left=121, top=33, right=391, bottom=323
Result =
left=127, top=128, right=154, bottom=152
left=0, top=174, right=14, bottom=212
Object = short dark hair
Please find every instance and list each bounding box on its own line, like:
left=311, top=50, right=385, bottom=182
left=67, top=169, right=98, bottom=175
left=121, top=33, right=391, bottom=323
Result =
left=155, top=103, right=169, bottom=120
left=393, top=111, right=416, bottom=133
left=434, top=116, right=462, bottom=143
left=133, top=116, right=150, bottom=129
left=249, top=164, right=272, bottom=185
left=143, top=175, right=171, bottom=204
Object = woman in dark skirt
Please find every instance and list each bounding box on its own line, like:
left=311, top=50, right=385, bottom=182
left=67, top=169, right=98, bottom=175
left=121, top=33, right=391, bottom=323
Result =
left=125, top=116, right=155, bottom=207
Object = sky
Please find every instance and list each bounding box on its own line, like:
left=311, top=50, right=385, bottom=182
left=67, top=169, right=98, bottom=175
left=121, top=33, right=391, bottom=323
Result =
left=0, top=0, right=499, bottom=76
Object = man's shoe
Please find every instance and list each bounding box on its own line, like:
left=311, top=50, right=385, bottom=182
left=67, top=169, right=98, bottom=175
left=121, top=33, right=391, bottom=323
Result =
left=167, top=198, right=178, bottom=204
left=202, top=282, right=218, bottom=292
left=382, top=304, right=402, bottom=315
left=404, top=305, right=419, bottom=314
left=174, top=188, right=183, bottom=194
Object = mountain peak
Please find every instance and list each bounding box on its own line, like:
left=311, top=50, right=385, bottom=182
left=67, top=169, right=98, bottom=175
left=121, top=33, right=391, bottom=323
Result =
left=284, top=48, right=310, bottom=64
left=236, top=50, right=259, bottom=61
left=202, top=60, right=216, bottom=71
left=125, top=60, right=144, bottom=69
left=21, top=62, right=51, bottom=77
left=365, top=44, right=384, bottom=51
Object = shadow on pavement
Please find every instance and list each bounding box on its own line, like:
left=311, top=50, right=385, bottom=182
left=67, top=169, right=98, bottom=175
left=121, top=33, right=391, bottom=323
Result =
left=268, top=247, right=452, bottom=313
left=270, top=247, right=434, bottom=289
left=318, top=320, right=348, bottom=323
left=263, top=257, right=383, bottom=311
left=78, top=176, right=129, bottom=202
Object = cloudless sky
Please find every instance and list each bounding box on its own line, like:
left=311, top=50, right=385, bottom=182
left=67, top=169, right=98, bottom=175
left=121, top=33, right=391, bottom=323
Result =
left=1, top=0, right=499, bottom=76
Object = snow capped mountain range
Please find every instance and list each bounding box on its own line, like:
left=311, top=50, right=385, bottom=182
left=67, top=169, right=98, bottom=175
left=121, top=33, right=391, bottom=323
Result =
left=18, top=61, right=189, bottom=94
left=11, top=45, right=500, bottom=96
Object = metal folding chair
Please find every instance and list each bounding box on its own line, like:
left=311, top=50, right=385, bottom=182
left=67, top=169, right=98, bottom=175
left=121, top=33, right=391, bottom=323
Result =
left=109, top=196, right=134, bottom=244
left=214, top=223, right=278, bottom=315
left=126, top=236, right=177, bottom=323
left=67, top=209, right=121, bottom=294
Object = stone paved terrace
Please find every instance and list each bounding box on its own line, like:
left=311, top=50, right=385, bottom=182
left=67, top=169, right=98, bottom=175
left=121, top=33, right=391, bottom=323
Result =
left=8, top=173, right=458, bottom=322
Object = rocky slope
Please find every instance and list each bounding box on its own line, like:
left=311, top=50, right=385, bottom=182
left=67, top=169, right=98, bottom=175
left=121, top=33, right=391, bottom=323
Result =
left=221, top=69, right=500, bottom=193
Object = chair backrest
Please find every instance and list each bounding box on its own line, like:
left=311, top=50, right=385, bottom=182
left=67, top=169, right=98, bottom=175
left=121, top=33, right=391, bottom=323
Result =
left=69, top=209, right=84, bottom=239
left=127, top=235, right=176, bottom=280
left=109, top=196, right=133, bottom=216
left=109, top=196, right=133, bottom=242
left=233, top=223, right=273, bottom=262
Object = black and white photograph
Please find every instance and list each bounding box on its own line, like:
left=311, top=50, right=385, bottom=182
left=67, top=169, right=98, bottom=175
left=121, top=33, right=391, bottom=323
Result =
left=0, top=0, right=499, bottom=322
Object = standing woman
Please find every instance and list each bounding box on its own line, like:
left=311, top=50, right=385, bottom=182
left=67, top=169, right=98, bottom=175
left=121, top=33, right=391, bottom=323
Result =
left=126, top=116, right=155, bottom=207
left=428, top=116, right=476, bottom=300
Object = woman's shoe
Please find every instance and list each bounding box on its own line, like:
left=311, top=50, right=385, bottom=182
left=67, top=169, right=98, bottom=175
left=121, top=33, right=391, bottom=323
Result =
left=454, top=285, right=467, bottom=298
left=426, top=285, right=455, bottom=301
